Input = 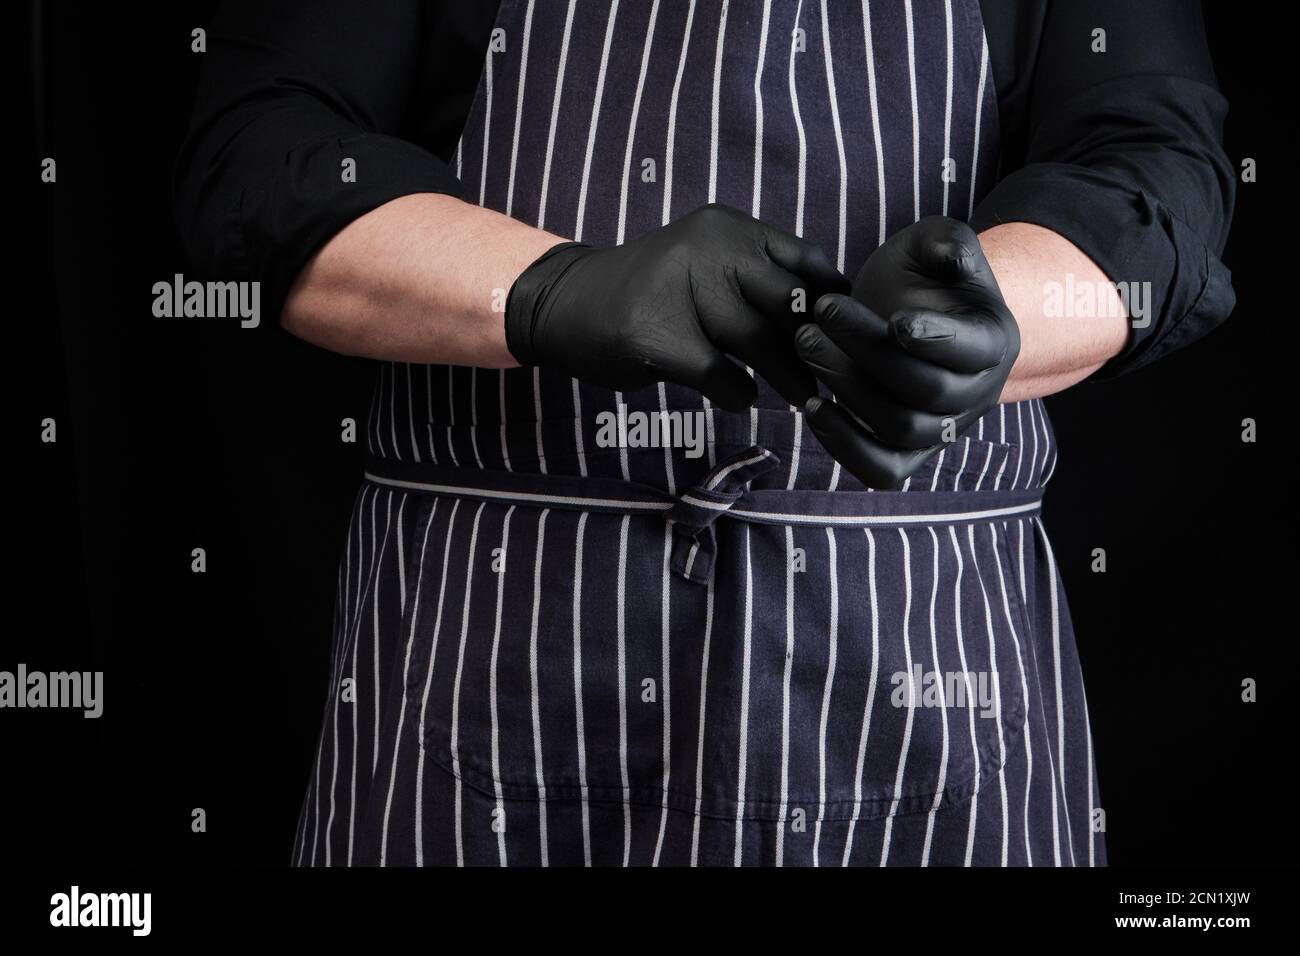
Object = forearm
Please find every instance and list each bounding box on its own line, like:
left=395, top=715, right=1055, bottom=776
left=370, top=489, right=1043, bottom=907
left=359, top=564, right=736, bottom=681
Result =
left=980, top=222, right=1129, bottom=403
left=282, top=193, right=564, bottom=367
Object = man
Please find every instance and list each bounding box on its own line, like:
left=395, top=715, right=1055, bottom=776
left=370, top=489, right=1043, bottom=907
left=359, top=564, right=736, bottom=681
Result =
left=176, top=0, right=1233, bottom=866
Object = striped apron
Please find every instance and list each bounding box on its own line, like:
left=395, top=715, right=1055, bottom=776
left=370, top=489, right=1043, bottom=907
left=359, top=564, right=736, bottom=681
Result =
left=293, top=0, right=1103, bottom=867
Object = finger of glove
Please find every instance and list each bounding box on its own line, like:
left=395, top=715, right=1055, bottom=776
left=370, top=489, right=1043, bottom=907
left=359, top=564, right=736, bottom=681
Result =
left=759, top=227, right=850, bottom=297
left=718, top=311, right=819, bottom=408
left=812, top=292, right=892, bottom=353
left=653, top=334, right=758, bottom=412
left=889, top=308, right=1007, bottom=374
left=696, top=288, right=818, bottom=406
left=736, top=263, right=838, bottom=334
left=801, top=308, right=987, bottom=414
left=907, top=216, right=986, bottom=283
left=795, top=330, right=965, bottom=449
left=803, top=396, right=943, bottom=490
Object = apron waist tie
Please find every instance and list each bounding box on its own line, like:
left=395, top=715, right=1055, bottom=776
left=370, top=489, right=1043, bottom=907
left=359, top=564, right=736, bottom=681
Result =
left=364, top=446, right=1044, bottom=585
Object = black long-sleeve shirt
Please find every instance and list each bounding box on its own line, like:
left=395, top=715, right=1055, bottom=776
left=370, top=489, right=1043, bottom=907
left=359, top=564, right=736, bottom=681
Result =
left=175, top=0, right=1235, bottom=379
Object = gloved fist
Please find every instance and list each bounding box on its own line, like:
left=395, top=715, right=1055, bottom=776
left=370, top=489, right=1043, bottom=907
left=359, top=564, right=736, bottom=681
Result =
left=795, top=215, right=1019, bottom=488
left=506, top=203, right=848, bottom=411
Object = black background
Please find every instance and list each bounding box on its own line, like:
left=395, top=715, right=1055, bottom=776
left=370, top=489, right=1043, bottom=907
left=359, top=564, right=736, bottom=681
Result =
left=12, top=0, right=1289, bottom=877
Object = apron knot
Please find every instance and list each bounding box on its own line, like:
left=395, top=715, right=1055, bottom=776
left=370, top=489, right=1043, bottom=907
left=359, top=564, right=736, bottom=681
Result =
left=667, top=446, right=781, bottom=584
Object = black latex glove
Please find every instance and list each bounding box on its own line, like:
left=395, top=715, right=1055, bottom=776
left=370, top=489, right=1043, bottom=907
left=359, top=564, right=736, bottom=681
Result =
left=505, top=204, right=848, bottom=411
left=794, top=216, right=1020, bottom=488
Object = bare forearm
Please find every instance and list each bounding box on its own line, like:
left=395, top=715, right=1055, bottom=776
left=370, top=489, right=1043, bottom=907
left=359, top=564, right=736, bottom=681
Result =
left=980, top=222, right=1129, bottom=403
left=282, top=193, right=564, bottom=367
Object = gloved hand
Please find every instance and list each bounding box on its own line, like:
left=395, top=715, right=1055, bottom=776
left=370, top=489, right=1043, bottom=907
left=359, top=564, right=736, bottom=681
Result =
left=505, top=203, right=848, bottom=410
left=794, top=216, right=1019, bottom=488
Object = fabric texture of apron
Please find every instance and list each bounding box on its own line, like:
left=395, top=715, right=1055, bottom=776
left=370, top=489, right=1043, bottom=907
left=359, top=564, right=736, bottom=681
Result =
left=293, top=0, right=1102, bottom=867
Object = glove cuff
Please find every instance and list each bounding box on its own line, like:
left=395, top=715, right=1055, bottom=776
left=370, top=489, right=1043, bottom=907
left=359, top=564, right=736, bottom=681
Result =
left=504, top=241, right=592, bottom=366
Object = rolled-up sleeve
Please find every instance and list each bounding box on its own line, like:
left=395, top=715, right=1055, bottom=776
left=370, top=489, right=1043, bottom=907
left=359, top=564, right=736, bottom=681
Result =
left=173, top=0, right=468, bottom=320
left=972, top=0, right=1236, bottom=378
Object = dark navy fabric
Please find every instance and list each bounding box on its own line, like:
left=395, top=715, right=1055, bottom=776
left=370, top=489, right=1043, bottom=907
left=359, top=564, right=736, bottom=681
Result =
left=293, top=0, right=1102, bottom=867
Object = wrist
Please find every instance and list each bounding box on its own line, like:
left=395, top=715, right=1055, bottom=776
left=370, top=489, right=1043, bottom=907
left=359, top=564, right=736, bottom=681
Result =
left=504, top=241, right=591, bottom=366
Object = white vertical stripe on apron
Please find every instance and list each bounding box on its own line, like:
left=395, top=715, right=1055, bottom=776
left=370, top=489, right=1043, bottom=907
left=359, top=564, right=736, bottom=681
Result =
left=751, top=0, right=772, bottom=219
left=575, top=1, right=621, bottom=242
left=501, top=2, right=533, bottom=476
left=967, top=524, right=1010, bottom=865
left=449, top=501, right=487, bottom=867
left=734, top=524, right=754, bottom=866
left=904, top=0, right=920, bottom=222
left=968, top=33, right=989, bottom=219
left=505, top=0, right=535, bottom=218
left=549, top=2, right=588, bottom=478
left=708, top=1, right=730, bottom=204
left=618, top=0, right=660, bottom=245
left=689, top=570, right=717, bottom=866
left=445, top=370, right=459, bottom=468
left=381, top=499, right=438, bottom=863
left=972, top=438, right=994, bottom=491
left=616, top=514, right=633, bottom=865
left=880, top=527, right=918, bottom=865
left=607, top=0, right=658, bottom=483
left=1083, top=684, right=1096, bottom=867
left=328, top=486, right=367, bottom=865
left=842, top=527, right=880, bottom=866
left=920, top=527, right=952, bottom=867
left=1016, top=517, right=1062, bottom=866
left=820, top=0, right=848, bottom=492
left=776, top=525, right=798, bottom=866
left=945, top=526, right=980, bottom=867
left=990, top=523, right=1033, bottom=865
left=1025, top=396, right=1040, bottom=491
left=819, top=1, right=848, bottom=273
left=536, top=0, right=576, bottom=232
left=702, top=0, right=728, bottom=469
left=652, top=522, right=675, bottom=864
left=488, top=506, right=516, bottom=866
left=662, top=0, right=696, bottom=227
left=812, top=525, right=840, bottom=866
left=941, top=0, right=954, bottom=217
left=659, top=2, right=696, bottom=497
left=749, top=0, right=773, bottom=449
left=371, top=489, right=395, bottom=780
left=468, top=370, right=484, bottom=469
left=1034, top=516, right=1077, bottom=865
left=861, top=0, right=887, bottom=247
left=783, top=0, right=808, bottom=490
left=388, top=365, right=403, bottom=462
left=613, top=0, right=665, bottom=481
left=1038, top=399, right=1057, bottom=485
left=572, top=511, right=593, bottom=866
left=1010, top=402, right=1025, bottom=491
left=381, top=498, right=438, bottom=864
left=350, top=490, right=385, bottom=863
left=425, top=367, right=439, bottom=464
left=527, top=508, right=551, bottom=865
left=414, top=498, right=460, bottom=866
left=480, top=39, right=494, bottom=208
left=500, top=373, right=512, bottom=472
left=952, top=435, right=972, bottom=492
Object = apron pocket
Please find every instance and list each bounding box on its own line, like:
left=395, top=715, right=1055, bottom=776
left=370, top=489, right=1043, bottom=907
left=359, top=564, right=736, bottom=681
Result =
left=404, top=502, right=1030, bottom=824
